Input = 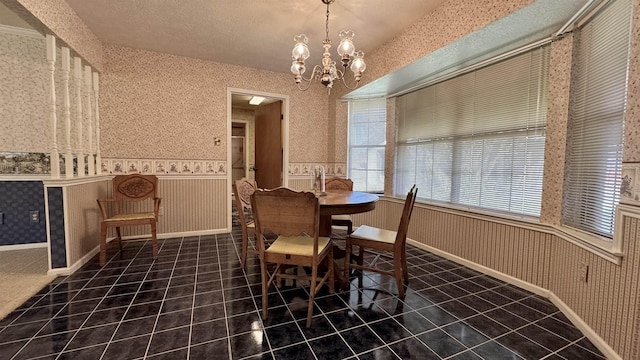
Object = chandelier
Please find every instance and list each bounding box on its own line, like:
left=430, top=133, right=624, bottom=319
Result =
left=290, top=0, right=366, bottom=92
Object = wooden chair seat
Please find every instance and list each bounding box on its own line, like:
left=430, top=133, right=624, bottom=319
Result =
left=344, top=185, right=417, bottom=298
left=266, top=235, right=332, bottom=257
left=103, top=212, right=156, bottom=222
left=349, top=225, right=397, bottom=244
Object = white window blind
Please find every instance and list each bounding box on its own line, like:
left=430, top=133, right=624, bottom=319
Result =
left=348, top=98, right=386, bottom=193
left=562, top=0, right=631, bottom=238
left=396, top=46, right=549, bottom=217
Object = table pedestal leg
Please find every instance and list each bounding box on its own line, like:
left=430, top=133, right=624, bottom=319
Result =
left=320, top=215, right=350, bottom=290
left=319, top=215, right=332, bottom=237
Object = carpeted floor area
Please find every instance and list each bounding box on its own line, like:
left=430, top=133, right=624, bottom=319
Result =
left=0, top=247, right=56, bottom=321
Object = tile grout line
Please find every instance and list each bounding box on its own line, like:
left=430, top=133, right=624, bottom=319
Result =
left=185, top=234, right=203, bottom=359
left=142, top=236, right=185, bottom=359
left=50, top=242, right=149, bottom=359
left=216, top=233, right=235, bottom=360
left=96, top=239, right=173, bottom=360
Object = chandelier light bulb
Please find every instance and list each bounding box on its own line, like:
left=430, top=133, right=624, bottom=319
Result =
left=292, top=35, right=310, bottom=61
left=350, top=50, right=366, bottom=74
left=337, top=30, right=356, bottom=60
left=290, top=60, right=306, bottom=76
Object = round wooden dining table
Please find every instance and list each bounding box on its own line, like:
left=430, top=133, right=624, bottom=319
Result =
left=317, top=191, right=379, bottom=237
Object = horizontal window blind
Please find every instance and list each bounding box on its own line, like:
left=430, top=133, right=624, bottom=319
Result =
left=396, top=46, right=549, bottom=217
left=562, top=0, right=631, bottom=238
left=348, top=98, right=386, bottom=193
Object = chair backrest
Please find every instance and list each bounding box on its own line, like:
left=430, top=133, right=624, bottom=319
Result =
left=251, top=187, right=319, bottom=240
left=112, top=174, right=158, bottom=202
left=233, top=178, right=258, bottom=212
left=395, top=185, right=418, bottom=250
left=325, top=177, right=353, bottom=192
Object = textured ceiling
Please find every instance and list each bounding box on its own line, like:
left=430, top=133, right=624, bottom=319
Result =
left=3, top=0, right=595, bottom=105
left=63, top=0, right=448, bottom=75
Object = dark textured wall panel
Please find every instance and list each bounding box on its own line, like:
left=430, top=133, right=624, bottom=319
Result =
left=0, top=181, right=47, bottom=245
left=47, top=186, right=66, bottom=268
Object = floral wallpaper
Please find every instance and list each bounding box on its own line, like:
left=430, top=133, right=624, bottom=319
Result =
left=100, top=44, right=329, bottom=164
left=0, top=30, right=48, bottom=153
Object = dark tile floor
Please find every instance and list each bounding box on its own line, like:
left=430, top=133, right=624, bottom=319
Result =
left=0, top=226, right=606, bottom=360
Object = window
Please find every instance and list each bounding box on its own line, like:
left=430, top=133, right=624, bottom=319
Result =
left=348, top=98, right=386, bottom=193
left=395, top=47, right=550, bottom=217
left=562, top=0, right=632, bottom=238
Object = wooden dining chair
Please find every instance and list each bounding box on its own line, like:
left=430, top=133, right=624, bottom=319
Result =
left=97, top=174, right=161, bottom=266
left=251, top=187, right=334, bottom=327
left=324, top=177, right=354, bottom=234
left=232, top=178, right=258, bottom=268
left=344, top=185, right=417, bottom=298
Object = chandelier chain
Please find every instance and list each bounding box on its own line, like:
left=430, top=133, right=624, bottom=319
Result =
left=325, top=3, right=330, bottom=41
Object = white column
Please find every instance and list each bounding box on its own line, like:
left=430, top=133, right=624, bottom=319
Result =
left=46, top=35, right=60, bottom=179
left=85, top=65, right=95, bottom=175
left=74, top=57, right=85, bottom=177
left=93, top=72, right=101, bottom=174
left=61, top=47, right=73, bottom=178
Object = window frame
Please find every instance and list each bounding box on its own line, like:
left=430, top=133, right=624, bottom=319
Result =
left=347, top=98, right=387, bottom=194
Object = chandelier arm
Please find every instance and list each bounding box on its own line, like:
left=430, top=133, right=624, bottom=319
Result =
left=338, top=65, right=360, bottom=90
left=296, top=81, right=313, bottom=91
left=295, top=64, right=324, bottom=91
left=339, top=76, right=360, bottom=90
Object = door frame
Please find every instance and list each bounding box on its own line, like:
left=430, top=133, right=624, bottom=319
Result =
left=227, top=88, right=289, bottom=231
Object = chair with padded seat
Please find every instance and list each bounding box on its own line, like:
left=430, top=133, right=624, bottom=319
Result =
left=324, top=177, right=354, bottom=235
left=97, top=174, right=161, bottom=266
left=251, top=187, right=334, bottom=327
left=344, top=185, right=417, bottom=298
left=233, top=178, right=258, bottom=268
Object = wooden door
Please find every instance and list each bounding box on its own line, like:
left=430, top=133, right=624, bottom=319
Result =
left=254, top=100, right=283, bottom=188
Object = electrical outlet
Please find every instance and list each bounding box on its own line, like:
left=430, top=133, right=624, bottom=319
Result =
left=30, top=211, right=39, bottom=223
left=580, top=262, right=589, bottom=283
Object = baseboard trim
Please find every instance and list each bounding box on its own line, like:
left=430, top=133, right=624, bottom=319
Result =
left=407, top=238, right=621, bottom=360
left=0, top=242, right=47, bottom=251
left=47, top=245, right=101, bottom=277
left=547, top=293, right=622, bottom=360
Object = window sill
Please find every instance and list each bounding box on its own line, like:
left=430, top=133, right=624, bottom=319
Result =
left=552, top=225, right=623, bottom=265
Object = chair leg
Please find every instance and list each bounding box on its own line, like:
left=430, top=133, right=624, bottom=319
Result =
left=306, top=265, right=318, bottom=328
left=357, top=246, right=364, bottom=267
left=344, top=241, right=352, bottom=282
left=115, top=227, right=123, bottom=251
left=347, top=221, right=353, bottom=235
left=401, top=247, right=409, bottom=283
left=260, top=258, right=269, bottom=320
left=240, top=231, right=248, bottom=268
left=328, top=247, right=335, bottom=294
left=100, top=223, right=108, bottom=266
left=151, top=221, right=158, bottom=259
left=393, top=253, right=405, bottom=298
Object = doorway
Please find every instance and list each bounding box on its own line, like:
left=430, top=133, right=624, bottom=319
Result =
left=227, top=88, right=289, bottom=228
